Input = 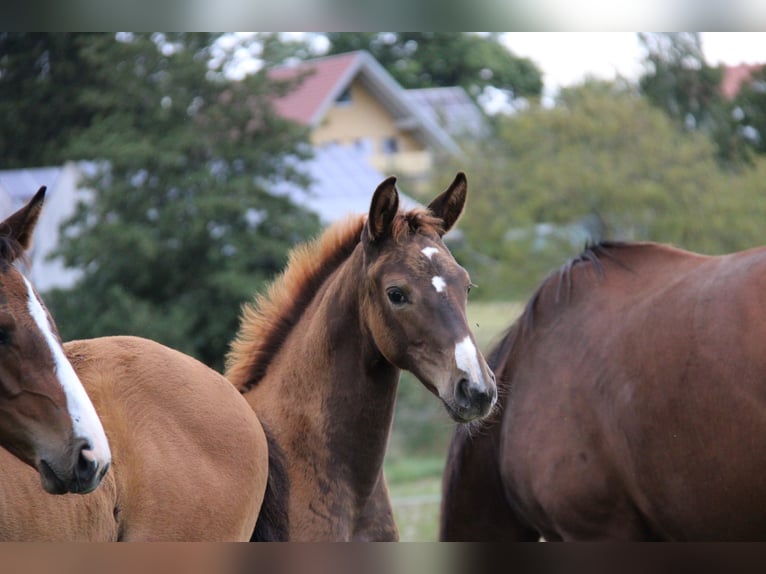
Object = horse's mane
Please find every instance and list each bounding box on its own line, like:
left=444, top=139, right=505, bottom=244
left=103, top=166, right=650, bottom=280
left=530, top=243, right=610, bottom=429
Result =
left=225, top=206, right=443, bottom=393
left=487, top=240, right=634, bottom=381
left=0, top=232, right=27, bottom=268
left=524, top=240, right=633, bottom=331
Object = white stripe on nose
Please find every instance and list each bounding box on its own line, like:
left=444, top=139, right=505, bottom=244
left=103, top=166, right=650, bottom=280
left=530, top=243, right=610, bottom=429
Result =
left=432, top=276, right=446, bottom=293
left=455, top=335, right=482, bottom=385
left=24, top=277, right=111, bottom=465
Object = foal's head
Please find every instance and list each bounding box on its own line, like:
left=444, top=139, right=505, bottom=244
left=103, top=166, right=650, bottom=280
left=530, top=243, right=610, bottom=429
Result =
left=0, top=187, right=111, bottom=494
left=361, top=173, right=496, bottom=422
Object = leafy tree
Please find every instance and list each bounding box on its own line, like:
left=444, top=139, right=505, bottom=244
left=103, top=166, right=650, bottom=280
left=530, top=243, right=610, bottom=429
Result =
left=731, top=66, right=766, bottom=157
left=636, top=32, right=760, bottom=166
left=323, top=32, right=543, bottom=104
left=0, top=33, right=104, bottom=168
left=437, top=80, right=736, bottom=300
left=30, top=33, right=322, bottom=371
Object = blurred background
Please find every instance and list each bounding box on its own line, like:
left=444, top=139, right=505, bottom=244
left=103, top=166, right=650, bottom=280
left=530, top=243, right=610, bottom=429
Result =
left=2, top=32, right=766, bottom=540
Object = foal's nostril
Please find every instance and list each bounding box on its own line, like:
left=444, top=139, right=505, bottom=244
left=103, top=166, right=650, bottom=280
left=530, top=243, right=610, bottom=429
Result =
left=455, top=377, right=472, bottom=409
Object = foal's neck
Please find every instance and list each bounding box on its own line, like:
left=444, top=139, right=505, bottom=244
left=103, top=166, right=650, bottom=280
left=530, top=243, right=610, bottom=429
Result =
left=246, top=248, right=400, bottom=539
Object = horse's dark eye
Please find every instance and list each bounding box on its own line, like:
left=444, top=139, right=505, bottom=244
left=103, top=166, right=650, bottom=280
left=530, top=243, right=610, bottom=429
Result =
left=0, top=329, right=11, bottom=346
left=386, top=287, right=408, bottom=306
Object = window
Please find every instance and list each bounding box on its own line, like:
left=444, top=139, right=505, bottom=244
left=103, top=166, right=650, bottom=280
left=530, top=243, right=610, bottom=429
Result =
left=335, top=87, right=352, bottom=105
left=382, top=137, right=399, bottom=154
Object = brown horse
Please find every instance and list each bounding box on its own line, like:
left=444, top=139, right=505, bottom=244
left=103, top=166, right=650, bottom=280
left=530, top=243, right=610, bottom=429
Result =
left=226, top=173, right=497, bottom=541
left=0, top=335, right=268, bottom=541
left=441, top=240, right=766, bottom=541
left=0, top=191, right=268, bottom=541
left=0, top=187, right=110, bottom=494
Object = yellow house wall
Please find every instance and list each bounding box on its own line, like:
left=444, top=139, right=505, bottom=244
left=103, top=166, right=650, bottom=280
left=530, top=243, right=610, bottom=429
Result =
left=310, top=78, right=427, bottom=173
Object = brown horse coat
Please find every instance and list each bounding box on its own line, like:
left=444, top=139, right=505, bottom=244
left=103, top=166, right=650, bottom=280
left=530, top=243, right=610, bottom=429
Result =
left=441, top=241, right=766, bottom=541
left=0, top=336, right=268, bottom=541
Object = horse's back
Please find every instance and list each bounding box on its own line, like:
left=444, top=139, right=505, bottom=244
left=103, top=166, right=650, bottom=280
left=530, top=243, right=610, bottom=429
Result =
left=492, top=244, right=766, bottom=539
left=65, top=336, right=268, bottom=541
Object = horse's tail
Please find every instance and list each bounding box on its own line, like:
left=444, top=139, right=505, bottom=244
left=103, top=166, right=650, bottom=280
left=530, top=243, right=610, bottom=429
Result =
left=251, top=425, right=289, bottom=541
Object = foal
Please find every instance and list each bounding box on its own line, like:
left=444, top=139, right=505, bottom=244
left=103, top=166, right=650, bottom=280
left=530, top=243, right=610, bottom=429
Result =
left=227, top=173, right=496, bottom=541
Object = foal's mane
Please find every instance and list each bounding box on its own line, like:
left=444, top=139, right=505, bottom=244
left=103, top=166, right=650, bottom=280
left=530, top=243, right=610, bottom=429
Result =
left=225, top=206, right=443, bottom=393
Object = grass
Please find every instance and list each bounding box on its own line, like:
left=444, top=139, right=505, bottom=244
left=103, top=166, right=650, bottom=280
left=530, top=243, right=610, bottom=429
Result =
left=386, top=457, right=445, bottom=542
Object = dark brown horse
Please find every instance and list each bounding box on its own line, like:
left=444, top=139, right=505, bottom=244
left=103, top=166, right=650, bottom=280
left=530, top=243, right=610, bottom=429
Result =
left=226, top=173, right=497, bottom=541
left=0, top=187, right=110, bottom=494
left=441, top=240, right=766, bottom=541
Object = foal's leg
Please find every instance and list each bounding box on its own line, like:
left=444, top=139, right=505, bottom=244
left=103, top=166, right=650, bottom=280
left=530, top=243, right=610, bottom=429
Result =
left=353, top=472, right=399, bottom=541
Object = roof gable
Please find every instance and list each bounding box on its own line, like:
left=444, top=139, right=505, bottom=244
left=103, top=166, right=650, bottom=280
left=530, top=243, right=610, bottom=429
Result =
left=268, top=50, right=459, bottom=155
left=269, top=51, right=362, bottom=125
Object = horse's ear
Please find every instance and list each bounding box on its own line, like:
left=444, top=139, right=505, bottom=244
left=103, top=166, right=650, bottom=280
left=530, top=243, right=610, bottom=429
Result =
left=428, top=172, right=467, bottom=236
left=1, top=186, right=46, bottom=252
left=366, top=176, right=399, bottom=243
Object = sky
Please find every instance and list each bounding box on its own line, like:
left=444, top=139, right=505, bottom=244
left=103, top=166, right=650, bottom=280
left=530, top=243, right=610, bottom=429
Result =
left=501, top=32, right=766, bottom=96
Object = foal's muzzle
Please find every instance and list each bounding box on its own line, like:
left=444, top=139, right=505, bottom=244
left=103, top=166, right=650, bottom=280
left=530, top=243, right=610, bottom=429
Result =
left=450, top=372, right=497, bottom=422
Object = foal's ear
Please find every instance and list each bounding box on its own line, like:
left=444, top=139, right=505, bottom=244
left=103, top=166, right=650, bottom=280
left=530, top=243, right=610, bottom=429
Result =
left=366, top=176, right=399, bottom=243
left=0, top=186, right=46, bottom=252
left=427, top=172, right=467, bottom=236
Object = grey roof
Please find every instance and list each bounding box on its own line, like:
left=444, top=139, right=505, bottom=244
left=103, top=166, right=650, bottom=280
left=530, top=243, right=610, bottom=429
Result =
left=405, top=87, right=488, bottom=139
left=271, top=144, right=420, bottom=225
left=0, top=166, right=64, bottom=202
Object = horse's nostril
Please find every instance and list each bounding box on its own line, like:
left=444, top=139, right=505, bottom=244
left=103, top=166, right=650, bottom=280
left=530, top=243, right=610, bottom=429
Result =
left=455, top=377, right=477, bottom=409
left=75, top=444, right=99, bottom=487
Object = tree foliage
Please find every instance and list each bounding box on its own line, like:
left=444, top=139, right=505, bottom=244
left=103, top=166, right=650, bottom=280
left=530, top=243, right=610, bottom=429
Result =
left=637, top=32, right=766, bottom=167
left=436, top=80, right=752, bottom=300
left=323, top=32, right=543, bottom=104
left=0, top=33, right=104, bottom=168
left=3, top=33, right=321, bottom=371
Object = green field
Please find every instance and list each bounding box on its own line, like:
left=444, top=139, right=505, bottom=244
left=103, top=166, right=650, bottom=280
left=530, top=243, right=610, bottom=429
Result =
left=386, top=300, right=523, bottom=541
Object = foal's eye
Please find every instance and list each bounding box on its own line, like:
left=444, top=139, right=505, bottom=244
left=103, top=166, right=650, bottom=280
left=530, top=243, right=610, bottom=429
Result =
left=0, top=328, right=11, bottom=346
left=386, top=287, right=408, bottom=306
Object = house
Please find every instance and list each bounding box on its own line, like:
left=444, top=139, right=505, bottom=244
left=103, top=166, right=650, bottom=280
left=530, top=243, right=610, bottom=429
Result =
left=404, top=86, right=488, bottom=139
left=268, top=50, right=477, bottom=185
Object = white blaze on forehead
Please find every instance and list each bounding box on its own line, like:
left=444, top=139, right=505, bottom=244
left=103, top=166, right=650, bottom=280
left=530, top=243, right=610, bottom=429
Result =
left=432, top=276, right=447, bottom=293
left=455, top=335, right=482, bottom=383
left=421, top=246, right=439, bottom=260
left=24, top=277, right=111, bottom=464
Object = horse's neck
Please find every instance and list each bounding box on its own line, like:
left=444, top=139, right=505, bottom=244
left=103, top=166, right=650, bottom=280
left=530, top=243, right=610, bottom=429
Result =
left=245, top=249, right=400, bottom=539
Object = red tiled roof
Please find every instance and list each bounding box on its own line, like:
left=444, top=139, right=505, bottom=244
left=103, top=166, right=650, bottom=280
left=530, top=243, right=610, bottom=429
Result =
left=269, top=52, right=362, bottom=125
left=721, top=63, right=764, bottom=100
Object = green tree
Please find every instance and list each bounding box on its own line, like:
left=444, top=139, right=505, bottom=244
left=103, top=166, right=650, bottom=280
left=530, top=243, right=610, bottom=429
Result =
left=34, top=33, right=321, bottom=371
left=0, top=33, right=105, bottom=168
left=438, top=80, right=734, bottom=300
left=636, top=32, right=757, bottom=166
left=323, top=32, right=543, bottom=104
left=731, top=66, right=766, bottom=157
